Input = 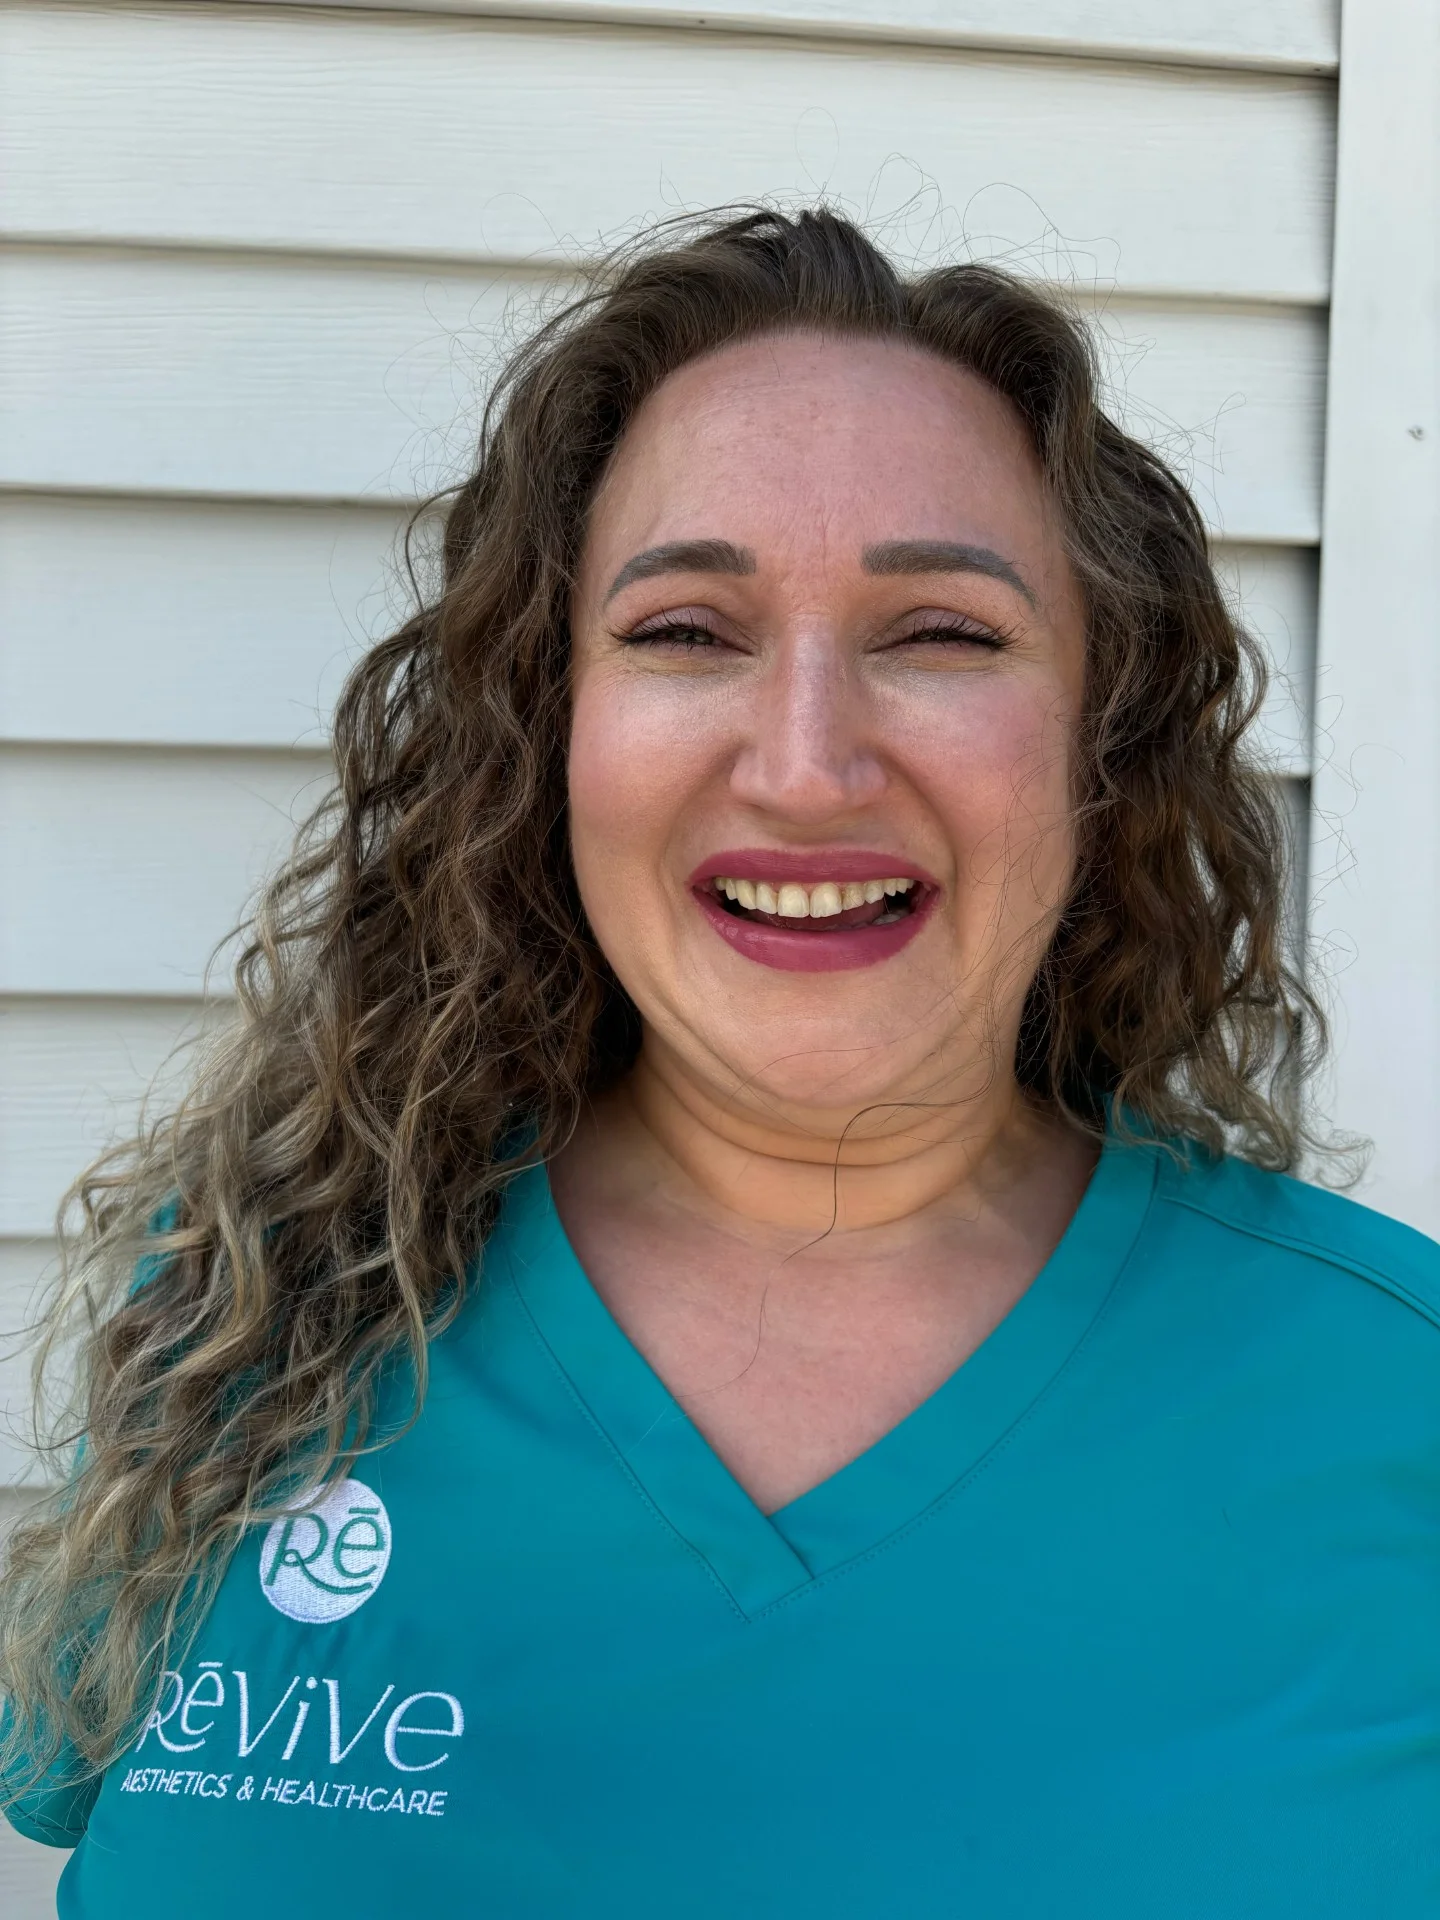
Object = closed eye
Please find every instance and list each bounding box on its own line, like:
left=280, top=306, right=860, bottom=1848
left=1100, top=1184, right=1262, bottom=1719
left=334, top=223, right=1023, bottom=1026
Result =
left=617, top=613, right=725, bottom=650
left=886, top=617, right=1009, bottom=651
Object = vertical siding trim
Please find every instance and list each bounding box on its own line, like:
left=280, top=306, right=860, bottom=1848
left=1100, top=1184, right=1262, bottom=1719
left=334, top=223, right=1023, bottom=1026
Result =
left=1308, top=0, right=1440, bottom=1232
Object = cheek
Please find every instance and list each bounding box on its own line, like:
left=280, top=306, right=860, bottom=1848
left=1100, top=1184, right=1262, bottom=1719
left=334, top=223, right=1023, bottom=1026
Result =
left=568, top=678, right=647, bottom=905
left=567, top=667, right=717, bottom=903
left=899, top=681, right=1077, bottom=905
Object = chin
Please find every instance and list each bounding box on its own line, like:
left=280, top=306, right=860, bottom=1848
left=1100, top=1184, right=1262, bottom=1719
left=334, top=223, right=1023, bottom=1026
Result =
left=701, top=1018, right=944, bottom=1115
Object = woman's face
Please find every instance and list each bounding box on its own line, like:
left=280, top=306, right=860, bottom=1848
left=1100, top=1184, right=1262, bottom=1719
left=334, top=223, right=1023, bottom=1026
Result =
left=569, top=332, right=1086, bottom=1127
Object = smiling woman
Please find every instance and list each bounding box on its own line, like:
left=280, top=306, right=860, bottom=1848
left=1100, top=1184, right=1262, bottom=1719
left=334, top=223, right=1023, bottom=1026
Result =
left=576, top=353, right=1077, bottom=1008
left=3, top=209, right=1439, bottom=1917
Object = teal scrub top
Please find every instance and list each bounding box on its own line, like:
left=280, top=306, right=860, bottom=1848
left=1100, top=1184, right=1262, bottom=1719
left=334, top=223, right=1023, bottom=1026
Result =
left=7, top=1137, right=1440, bottom=1915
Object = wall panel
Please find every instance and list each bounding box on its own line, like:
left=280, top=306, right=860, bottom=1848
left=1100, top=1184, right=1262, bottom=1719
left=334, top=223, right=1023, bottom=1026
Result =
left=1216, top=543, right=1317, bottom=771
left=1306, top=0, right=1440, bottom=1234
left=0, top=997, right=221, bottom=1236
left=1, top=7, right=1335, bottom=300
left=0, top=745, right=332, bottom=996
left=0, top=496, right=409, bottom=747
left=0, top=1814, right=63, bottom=1920
left=0, top=247, right=1327, bottom=540
left=252, top=0, right=1340, bottom=71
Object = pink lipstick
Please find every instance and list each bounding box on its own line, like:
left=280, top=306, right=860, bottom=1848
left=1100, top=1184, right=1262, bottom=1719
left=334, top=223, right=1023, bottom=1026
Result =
left=687, top=848, right=938, bottom=972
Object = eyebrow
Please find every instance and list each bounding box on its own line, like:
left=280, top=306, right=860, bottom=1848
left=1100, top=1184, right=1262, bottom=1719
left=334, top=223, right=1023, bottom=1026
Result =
left=861, top=539, right=1036, bottom=609
left=604, top=539, right=757, bottom=603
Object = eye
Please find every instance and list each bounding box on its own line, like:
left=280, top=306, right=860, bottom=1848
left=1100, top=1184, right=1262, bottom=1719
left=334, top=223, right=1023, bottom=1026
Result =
left=886, top=615, right=1009, bottom=652
left=617, top=613, right=724, bottom=650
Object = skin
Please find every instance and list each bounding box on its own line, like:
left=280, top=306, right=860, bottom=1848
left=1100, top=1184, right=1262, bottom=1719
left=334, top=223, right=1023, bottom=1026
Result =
left=552, top=331, right=1098, bottom=1515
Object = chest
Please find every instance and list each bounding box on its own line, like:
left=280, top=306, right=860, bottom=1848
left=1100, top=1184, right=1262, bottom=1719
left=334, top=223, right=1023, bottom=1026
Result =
left=566, top=1214, right=1036, bottom=1512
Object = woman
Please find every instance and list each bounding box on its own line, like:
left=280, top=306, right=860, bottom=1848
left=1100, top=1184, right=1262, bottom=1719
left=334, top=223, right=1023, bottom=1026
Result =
left=3, top=208, right=1437, bottom=1915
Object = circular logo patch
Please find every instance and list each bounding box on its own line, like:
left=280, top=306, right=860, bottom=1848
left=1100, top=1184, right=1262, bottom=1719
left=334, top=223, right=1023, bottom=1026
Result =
left=259, top=1477, right=392, bottom=1624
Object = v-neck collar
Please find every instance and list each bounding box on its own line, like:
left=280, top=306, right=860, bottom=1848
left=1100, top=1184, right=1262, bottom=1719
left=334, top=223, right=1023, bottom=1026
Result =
left=494, top=1134, right=1158, bottom=1618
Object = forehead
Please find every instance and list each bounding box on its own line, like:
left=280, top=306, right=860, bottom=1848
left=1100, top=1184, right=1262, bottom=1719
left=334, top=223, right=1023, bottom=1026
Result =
left=586, top=331, right=1056, bottom=564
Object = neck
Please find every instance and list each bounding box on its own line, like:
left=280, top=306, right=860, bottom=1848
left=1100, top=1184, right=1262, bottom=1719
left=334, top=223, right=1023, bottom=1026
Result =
left=613, top=1033, right=1059, bottom=1236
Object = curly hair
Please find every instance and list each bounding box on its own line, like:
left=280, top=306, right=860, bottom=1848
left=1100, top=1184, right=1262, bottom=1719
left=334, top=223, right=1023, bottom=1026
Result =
left=0, top=206, right=1321, bottom=1796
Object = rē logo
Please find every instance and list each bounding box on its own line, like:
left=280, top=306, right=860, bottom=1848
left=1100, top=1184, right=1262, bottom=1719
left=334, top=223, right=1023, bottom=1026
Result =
left=260, top=1478, right=392, bottom=1624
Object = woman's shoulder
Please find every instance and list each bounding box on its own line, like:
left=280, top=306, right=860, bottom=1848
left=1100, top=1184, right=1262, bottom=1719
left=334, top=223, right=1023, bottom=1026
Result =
left=1149, top=1144, right=1440, bottom=1340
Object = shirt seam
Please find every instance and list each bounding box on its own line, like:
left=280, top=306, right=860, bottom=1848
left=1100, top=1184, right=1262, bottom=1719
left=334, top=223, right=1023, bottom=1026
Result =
left=500, top=1263, right=753, bottom=1623
left=1158, top=1190, right=1440, bottom=1335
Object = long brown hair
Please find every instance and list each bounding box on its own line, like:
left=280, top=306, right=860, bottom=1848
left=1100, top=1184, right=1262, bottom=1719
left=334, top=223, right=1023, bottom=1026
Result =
left=0, top=206, right=1321, bottom=1793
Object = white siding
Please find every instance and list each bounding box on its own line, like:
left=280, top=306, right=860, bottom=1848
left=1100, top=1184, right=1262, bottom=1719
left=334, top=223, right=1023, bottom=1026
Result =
left=253, top=0, right=1340, bottom=72
left=0, top=998, right=225, bottom=1237
left=1, top=746, right=332, bottom=995
left=1306, top=0, right=1440, bottom=1234
left=1, top=500, right=1319, bottom=759
left=0, top=496, right=408, bottom=748
left=0, top=1249, right=55, bottom=1487
left=3, top=8, right=1334, bottom=299
left=1, top=251, right=1327, bottom=534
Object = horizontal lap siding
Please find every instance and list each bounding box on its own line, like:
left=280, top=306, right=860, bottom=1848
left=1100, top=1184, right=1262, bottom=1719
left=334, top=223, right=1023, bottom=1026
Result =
left=2, top=10, right=1334, bottom=299
left=0, top=746, right=335, bottom=995
left=0, top=497, right=411, bottom=748
left=0, top=250, right=1328, bottom=538
left=249, top=0, right=1340, bottom=72
left=0, top=998, right=228, bottom=1239
left=0, top=1, right=1335, bottom=1501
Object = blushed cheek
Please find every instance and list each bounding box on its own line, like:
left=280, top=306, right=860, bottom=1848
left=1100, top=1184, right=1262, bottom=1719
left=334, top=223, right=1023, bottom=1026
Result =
left=568, top=680, right=643, bottom=898
left=567, top=670, right=716, bottom=922
left=911, top=691, right=1077, bottom=912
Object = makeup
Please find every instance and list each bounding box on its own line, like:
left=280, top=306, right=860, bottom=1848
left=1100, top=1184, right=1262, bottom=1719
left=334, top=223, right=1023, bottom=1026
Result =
left=688, top=849, right=937, bottom=972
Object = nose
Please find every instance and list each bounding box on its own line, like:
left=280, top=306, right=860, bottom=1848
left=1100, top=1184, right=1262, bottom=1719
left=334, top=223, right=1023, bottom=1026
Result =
left=728, top=627, right=887, bottom=823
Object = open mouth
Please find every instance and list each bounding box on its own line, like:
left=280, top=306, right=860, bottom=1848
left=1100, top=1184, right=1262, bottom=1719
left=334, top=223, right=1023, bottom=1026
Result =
left=705, top=874, right=923, bottom=932
left=688, top=854, right=936, bottom=971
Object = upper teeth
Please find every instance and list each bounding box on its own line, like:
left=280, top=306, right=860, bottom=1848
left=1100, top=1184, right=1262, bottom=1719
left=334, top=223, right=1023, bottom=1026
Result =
left=715, top=877, right=915, bottom=918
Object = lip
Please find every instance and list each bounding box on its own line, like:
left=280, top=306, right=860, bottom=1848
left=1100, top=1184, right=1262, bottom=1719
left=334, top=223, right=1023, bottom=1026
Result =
left=687, top=846, right=939, bottom=974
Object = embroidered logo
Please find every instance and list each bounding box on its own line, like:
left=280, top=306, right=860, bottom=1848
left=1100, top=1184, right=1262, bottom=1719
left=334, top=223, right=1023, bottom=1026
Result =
left=259, top=1478, right=392, bottom=1624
